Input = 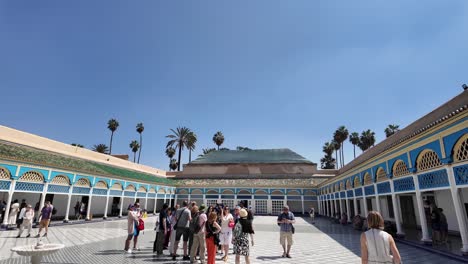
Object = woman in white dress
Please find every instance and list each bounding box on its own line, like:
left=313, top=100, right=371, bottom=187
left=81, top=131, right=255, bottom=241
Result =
left=8, top=201, right=20, bottom=226
left=360, top=211, right=401, bottom=264
left=220, top=206, right=234, bottom=261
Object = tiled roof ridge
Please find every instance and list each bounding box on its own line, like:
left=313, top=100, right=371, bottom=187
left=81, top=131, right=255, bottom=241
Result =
left=191, top=148, right=315, bottom=164
left=337, top=90, right=468, bottom=176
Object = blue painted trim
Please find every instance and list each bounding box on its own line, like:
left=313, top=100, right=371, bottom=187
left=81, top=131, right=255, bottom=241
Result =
left=286, top=195, right=302, bottom=200
left=393, top=176, right=415, bottom=192
left=364, top=185, right=375, bottom=196
left=409, top=140, right=443, bottom=170
left=15, top=182, right=44, bottom=192
left=372, top=162, right=388, bottom=180
left=304, top=196, right=317, bottom=201
left=388, top=154, right=411, bottom=177
left=72, top=186, right=90, bottom=194
left=110, top=190, right=122, bottom=196
left=205, top=194, right=218, bottom=199
left=137, top=192, right=147, bottom=198
left=0, top=180, right=11, bottom=190
left=110, top=179, right=125, bottom=189
left=269, top=189, right=286, bottom=194
left=286, top=188, right=302, bottom=195
left=443, top=128, right=468, bottom=163
left=221, top=195, right=235, bottom=199
left=354, top=188, right=363, bottom=197
left=377, top=182, right=391, bottom=194
left=50, top=171, right=74, bottom=184
left=75, top=174, right=95, bottom=186
left=93, top=188, right=108, bottom=196
left=94, top=177, right=111, bottom=188
left=453, top=164, right=468, bottom=186
left=271, top=195, right=284, bottom=199
left=48, top=184, right=70, bottom=193
left=347, top=190, right=354, bottom=197
left=418, top=169, right=449, bottom=190
left=124, top=191, right=136, bottom=197
left=340, top=191, right=345, bottom=198
left=0, top=164, right=18, bottom=178
left=17, top=167, right=49, bottom=181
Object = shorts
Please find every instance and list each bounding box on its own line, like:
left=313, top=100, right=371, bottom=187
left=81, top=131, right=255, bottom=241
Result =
left=39, top=219, right=50, bottom=228
left=280, top=231, right=293, bottom=246
left=175, top=227, right=190, bottom=242
left=219, top=229, right=232, bottom=245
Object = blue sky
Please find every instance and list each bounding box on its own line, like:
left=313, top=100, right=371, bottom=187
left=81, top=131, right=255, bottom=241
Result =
left=1, top=1, right=467, bottom=170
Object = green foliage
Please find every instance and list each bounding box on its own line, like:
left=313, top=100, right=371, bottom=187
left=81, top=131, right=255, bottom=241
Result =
left=166, top=127, right=192, bottom=171
left=384, top=124, right=400, bottom=138
left=212, top=131, right=225, bottom=150
left=130, top=140, right=140, bottom=162
left=71, top=143, right=84, bottom=148
left=169, top=159, right=178, bottom=171
left=92, top=144, right=109, bottom=154
left=166, top=147, right=176, bottom=159
left=236, top=146, right=251, bottom=151
left=358, top=129, right=376, bottom=151
left=136, top=123, right=144, bottom=134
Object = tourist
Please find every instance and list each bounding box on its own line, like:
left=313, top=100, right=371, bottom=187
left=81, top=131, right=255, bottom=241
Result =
left=233, top=206, right=240, bottom=224
left=153, top=203, right=168, bottom=256
left=220, top=206, right=234, bottom=261
left=74, top=201, right=80, bottom=219
left=309, top=207, right=315, bottom=224
left=8, top=200, right=20, bottom=227
left=168, top=206, right=178, bottom=255
left=35, top=201, right=52, bottom=237
left=0, top=200, right=5, bottom=223
left=277, top=205, right=295, bottom=258
left=164, top=207, right=173, bottom=249
left=431, top=205, right=441, bottom=244
left=172, top=200, right=192, bottom=261
left=360, top=211, right=401, bottom=264
left=341, top=212, right=348, bottom=225
left=233, top=208, right=254, bottom=264
left=124, top=204, right=141, bottom=253
left=190, top=204, right=207, bottom=264
left=79, top=202, right=86, bottom=220
left=206, top=212, right=221, bottom=264
left=17, top=204, right=34, bottom=238
left=438, top=208, right=448, bottom=244
left=188, top=203, right=199, bottom=253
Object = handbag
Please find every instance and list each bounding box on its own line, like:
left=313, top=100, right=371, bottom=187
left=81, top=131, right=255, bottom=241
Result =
left=228, top=220, right=235, bottom=229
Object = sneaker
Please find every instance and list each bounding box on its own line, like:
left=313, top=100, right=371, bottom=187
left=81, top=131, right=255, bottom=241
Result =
left=16, top=235, right=20, bottom=238
left=35, top=234, right=40, bottom=238
left=183, top=255, right=190, bottom=260
left=43, top=233, right=47, bottom=237
left=26, top=234, right=30, bottom=238
left=126, top=249, right=132, bottom=254
left=281, top=253, right=286, bottom=258
left=172, top=255, right=176, bottom=261
left=133, top=247, right=140, bottom=251
left=286, top=254, right=291, bottom=258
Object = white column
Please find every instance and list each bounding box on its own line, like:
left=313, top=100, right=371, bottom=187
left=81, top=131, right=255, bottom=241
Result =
left=390, top=179, right=404, bottom=236
left=86, top=188, right=93, bottom=221
left=103, top=190, right=110, bottom=219
left=203, top=194, right=207, bottom=206
left=353, top=191, right=358, bottom=217
left=163, top=194, right=167, bottom=205
left=374, top=183, right=381, bottom=213
left=153, top=196, right=158, bottom=214
left=339, top=199, right=344, bottom=218
left=362, top=188, right=369, bottom=217
left=39, top=182, right=49, bottom=214
left=63, top=193, right=72, bottom=223
left=447, top=166, right=468, bottom=253
left=144, top=193, right=148, bottom=210
left=267, top=195, right=272, bottom=215
left=346, top=195, right=351, bottom=223
left=331, top=198, right=336, bottom=217
left=301, top=195, right=305, bottom=215
left=118, top=195, right=124, bottom=218
left=413, top=174, right=431, bottom=243
left=334, top=197, right=338, bottom=218
left=2, top=180, right=16, bottom=227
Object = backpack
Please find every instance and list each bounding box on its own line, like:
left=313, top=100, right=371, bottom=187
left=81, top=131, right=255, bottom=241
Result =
left=189, top=213, right=201, bottom=233
left=138, top=218, right=145, bottom=231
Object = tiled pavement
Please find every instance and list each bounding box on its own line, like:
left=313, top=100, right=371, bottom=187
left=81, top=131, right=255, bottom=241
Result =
left=0, top=216, right=466, bottom=263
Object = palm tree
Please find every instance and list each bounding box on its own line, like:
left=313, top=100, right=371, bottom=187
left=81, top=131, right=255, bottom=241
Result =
left=358, top=129, right=376, bottom=151
left=384, top=124, right=400, bottom=138
left=334, top=126, right=349, bottom=168
left=212, top=131, right=225, bottom=150
left=349, top=132, right=360, bottom=159
left=199, top=148, right=216, bottom=157
left=136, top=123, right=144, bottom=164
left=71, top=143, right=84, bottom=148
left=129, top=140, right=140, bottom=162
left=92, top=144, right=109, bottom=154
left=236, top=146, right=251, bottom=151
left=186, top=132, right=197, bottom=163
left=169, top=159, right=178, bottom=171
left=166, top=127, right=191, bottom=171
left=321, top=142, right=336, bottom=169
left=165, top=147, right=176, bottom=159
left=219, top=147, right=230, bottom=151
left=331, top=140, right=340, bottom=169
left=107, top=119, right=119, bottom=155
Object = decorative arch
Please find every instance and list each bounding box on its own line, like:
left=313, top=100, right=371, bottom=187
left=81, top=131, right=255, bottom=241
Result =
left=346, top=179, right=352, bottom=189
left=149, top=187, right=156, bottom=193
left=125, top=184, right=136, bottom=191
left=453, top=133, right=468, bottom=163
left=393, top=160, right=410, bottom=178
left=376, top=168, right=387, bottom=182
left=303, top=190, right=316, bottom=196
left=416, top=149, right=442, bottom=172
left=157, top=188, right=166, bottom=194
left=206, top=189, right=219, bottom=194
left=94, top=181, right=108, bottom=189
left=18, top=171, right=44, bottom=183
left=74, top=178, right=91, bottom=187
left=138, top=186, right=147, bottom=192
left=287, top=190, right=301, bottom=195
left=271, top=190, right=283, bottom=195
left=340, top=181, right=345, bottom=191
left=363, top=172, right=372, bottom=185
left=222, top=189, right=235, bottom=195
left=0, top=167, right=12, bottom=180
left=111, top=182, right=123, bottom=190
left=237, top=189, right=251, bottom=195
left=50, top=175, right=70, bottom=186
left=354, top=176, right=362, bottom=187
left=190, top=189, right=203, bottom=195
left=178, top=189, right=189, bottom=195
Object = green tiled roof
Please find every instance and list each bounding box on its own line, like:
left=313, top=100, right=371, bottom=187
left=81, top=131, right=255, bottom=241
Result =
left=190, top=149, right=315, bottom=164
left=0, top=141, right=173, bottom=185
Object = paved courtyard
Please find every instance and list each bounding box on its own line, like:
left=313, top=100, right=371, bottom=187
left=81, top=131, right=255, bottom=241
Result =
left=0, top=216, right=465, bottom=264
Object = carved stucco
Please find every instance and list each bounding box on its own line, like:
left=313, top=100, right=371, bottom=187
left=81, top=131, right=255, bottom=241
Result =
left=174, top=177, right=327, bottom=188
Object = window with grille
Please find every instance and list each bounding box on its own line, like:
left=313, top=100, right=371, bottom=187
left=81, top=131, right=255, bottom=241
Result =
left=363, top=173, right=372, bottom=185
left=376, top=168, right=387, bottom=182
left=271, top=200, right=284, bottom=215
left=354, top=177, right=362, bottom=187
left=0, top=168, right=11, bottom=180
left=125, top=185, right=136, bottom=191
left=50, top=175, right=70, bottom=186
left=19, top=171, right=44, bottom=183
left=346, top=180, right=352, bottom=189
left=138, top=186, right=147, bottom=192
left=95, top=181, right=107, bottom=189
left=221, top=199, right=234, bottom=209
left=111, top=183, right=123, bottom=190
left=340, top=182, right=345, bottom=191
left=393, top=160, right=410, bottom=178
left=75, top=178, right=90, bottom=187
left=417, top=150, right=442, bottom=172
left=254, top=200, right=268, bottom=215
left=454, top=134, right=468, bottom=162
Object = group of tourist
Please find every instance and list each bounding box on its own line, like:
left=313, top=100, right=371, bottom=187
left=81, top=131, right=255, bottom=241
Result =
left=10, top=200, right=54, bottom=238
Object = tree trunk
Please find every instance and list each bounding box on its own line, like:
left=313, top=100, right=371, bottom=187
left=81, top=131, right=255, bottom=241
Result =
left=137, top=134, right=142, bottom=164
left=189, top=149, right=192, bottom=162
left=335, top=150, right=339, bottom=169
left=217, top=145, right=219, bottom=150
left=353, top=145, right=356, bottom=159
left=177, top=145, right=182, bottom=171
left=133, top=152, right=136, bottom=162
left=341, top=143, right=345, bottom=168
left=109, top=132, right=114, bottom=155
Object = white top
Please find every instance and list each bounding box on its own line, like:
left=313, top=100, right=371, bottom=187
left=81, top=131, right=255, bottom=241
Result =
left=221, top=213, right=233, bottom=231
left=364, top=229, right=393, bottom=264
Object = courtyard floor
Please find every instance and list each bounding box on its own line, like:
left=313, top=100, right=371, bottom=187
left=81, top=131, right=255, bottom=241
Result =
left=0, top=215, right=466, bottom=264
